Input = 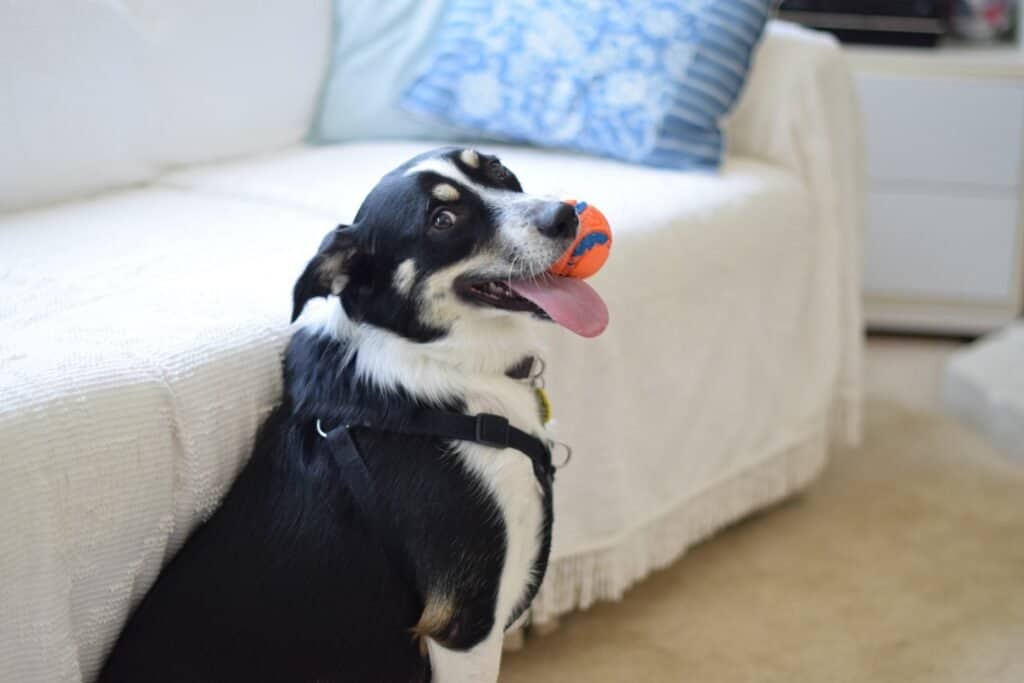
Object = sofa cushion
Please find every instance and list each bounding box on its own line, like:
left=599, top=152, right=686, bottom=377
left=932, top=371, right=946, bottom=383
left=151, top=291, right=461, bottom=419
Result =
left=143, top=0, right=332, bottom=169
left=0, top=2, right=153, bottom=212
left=163, top=141, right=792, bottom=226
left=0, top=1, right=331, bottom=214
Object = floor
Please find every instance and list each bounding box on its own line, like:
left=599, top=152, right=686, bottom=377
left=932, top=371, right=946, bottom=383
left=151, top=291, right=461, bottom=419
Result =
left=501, top=337, right=1024, bottom=682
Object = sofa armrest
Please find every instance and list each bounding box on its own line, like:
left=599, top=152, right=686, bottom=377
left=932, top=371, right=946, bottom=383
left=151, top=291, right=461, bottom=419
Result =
left=728, top=21, right=857, bottom=174
left=727, top=20, right=866, bottom=445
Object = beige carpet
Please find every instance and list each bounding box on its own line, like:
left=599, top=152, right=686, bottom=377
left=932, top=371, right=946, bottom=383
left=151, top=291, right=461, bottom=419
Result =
left=502, top=344, right=1024, bottom=682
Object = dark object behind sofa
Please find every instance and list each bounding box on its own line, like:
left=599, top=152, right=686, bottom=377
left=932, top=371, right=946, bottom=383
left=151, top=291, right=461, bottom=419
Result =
left=778, top=0, right=949, bottom=47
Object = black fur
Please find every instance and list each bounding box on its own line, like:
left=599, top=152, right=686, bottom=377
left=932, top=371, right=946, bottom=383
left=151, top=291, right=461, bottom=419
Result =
left=99, top=148, right=563, bottom=682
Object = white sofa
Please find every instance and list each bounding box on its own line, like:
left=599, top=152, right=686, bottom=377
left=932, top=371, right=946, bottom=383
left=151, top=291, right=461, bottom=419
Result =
left=0, top=4, right=863, bottom=682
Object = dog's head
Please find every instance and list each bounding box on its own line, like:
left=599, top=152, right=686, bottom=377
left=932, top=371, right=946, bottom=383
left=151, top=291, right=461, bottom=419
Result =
left=292, top=147, right=608, bottom=348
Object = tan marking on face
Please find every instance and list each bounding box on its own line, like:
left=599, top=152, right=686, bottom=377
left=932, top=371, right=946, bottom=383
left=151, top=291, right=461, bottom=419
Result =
left=459, top=148, right=480, bottom=168
left=317, top=253, right=345, bottom=279
left=393, top=258, right=417, bottom=295
left=432, top=183, right=460, bottom=202
left=316, top=252, right=350, bottom=294
left=418, top=253, right=495, bottom=328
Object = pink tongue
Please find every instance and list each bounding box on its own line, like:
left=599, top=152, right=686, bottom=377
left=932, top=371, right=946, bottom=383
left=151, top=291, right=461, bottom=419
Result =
left=510, top=276, right=609, bottom=338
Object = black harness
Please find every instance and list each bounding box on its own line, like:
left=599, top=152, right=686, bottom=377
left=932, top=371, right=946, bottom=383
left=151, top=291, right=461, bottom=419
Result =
left=317, top=355, right=557, bottom=513
left=316, top=409, right=556, bottom=519
left=314, top=358, right=559, bottom=627
left=317, top=410, right=556, bottom=627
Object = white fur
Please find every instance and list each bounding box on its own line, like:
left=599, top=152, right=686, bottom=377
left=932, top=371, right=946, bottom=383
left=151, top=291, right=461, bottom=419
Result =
left=300, top=297, right=548, bottom=682
left=427, top=629, right=504, bottom=683
left=404, top=157, right=476, bottom=188
left=393, top=258, right=417, bottom=295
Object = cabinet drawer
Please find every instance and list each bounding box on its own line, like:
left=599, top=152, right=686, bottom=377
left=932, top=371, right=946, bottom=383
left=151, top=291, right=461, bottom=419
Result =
left=864, top=191, right=1020, bottom=303
left=855, top=75, right=1024, bottom=188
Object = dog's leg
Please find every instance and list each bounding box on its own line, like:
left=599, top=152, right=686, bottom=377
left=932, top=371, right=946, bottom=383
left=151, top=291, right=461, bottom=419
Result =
left=426, top=627, right=505, bottom=683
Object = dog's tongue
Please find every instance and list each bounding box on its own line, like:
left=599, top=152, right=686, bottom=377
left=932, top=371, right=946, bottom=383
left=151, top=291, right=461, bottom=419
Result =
left=510, top=276, right=608, bottom=338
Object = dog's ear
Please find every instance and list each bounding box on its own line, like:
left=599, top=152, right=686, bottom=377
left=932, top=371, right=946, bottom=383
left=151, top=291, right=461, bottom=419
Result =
left=291, top=224, right=360, bottom=323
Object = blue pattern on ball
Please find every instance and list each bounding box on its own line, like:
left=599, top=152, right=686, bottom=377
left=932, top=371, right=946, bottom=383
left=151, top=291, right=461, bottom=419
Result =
left=572, top=232, right=610, bottom=258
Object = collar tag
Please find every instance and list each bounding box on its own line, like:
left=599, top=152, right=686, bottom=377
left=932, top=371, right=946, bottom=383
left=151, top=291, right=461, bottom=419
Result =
left=535, top=386, right=553, bottom=425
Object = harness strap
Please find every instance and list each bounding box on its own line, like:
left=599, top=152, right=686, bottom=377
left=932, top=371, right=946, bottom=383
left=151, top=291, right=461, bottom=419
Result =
left=317, top=423, right=378, bottom=518
left=368, top=411, right=555, bottom=484
left=318, top=410, right=555, bottom=486
left=316, top=408, right=554, bottom=551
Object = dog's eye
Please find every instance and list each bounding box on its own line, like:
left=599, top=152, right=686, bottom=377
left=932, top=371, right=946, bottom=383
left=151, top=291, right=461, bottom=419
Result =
left=431, top=208, right=457, bottom=231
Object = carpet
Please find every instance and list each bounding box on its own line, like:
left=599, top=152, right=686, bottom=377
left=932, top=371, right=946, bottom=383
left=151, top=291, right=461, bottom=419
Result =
left=501, top=399, right=1024, bottom=682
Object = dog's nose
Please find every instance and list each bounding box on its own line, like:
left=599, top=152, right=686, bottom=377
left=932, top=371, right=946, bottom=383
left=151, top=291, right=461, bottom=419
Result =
left=533, top=202, right=579, bottom=239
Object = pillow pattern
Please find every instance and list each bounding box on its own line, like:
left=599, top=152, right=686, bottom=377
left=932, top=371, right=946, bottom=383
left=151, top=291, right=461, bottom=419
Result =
left=401, top=0, right=773, bottom=169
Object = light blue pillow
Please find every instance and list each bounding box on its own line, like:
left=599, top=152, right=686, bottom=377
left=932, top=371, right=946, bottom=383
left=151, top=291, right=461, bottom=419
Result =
left=310, top=0, right=464, bottom=143
left=400, top=0, right=773, bottom=169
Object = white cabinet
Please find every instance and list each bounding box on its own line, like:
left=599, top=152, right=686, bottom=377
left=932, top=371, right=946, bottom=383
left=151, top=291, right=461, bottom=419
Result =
left=865, top=191, right=1019, bottom=302
left=857, top=76, right=1024, bottom=188
left=848, top=46, right=1024, bottom=334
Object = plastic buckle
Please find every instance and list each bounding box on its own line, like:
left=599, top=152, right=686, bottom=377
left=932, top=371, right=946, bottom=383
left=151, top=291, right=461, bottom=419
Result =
left=475, top=414, right=510, bottom=449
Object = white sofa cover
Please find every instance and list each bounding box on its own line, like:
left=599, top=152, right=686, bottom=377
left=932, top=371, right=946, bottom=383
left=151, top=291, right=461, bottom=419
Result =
left=0, top=9, right=863, bottom=682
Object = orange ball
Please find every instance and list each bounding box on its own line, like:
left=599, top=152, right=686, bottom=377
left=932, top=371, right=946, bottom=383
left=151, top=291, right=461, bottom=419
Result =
left=549, top=200, right=612, bottom=279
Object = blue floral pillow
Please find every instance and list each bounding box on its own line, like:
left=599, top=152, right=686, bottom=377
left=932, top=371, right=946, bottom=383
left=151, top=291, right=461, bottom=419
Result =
left=401, top=0, right=772, bottom=170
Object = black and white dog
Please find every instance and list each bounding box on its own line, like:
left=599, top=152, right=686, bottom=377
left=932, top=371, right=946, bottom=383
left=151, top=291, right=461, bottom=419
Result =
left=99, top=147, right=608, bottom=682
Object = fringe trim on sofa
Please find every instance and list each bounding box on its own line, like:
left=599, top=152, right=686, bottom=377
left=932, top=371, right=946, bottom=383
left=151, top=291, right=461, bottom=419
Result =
left=520, top=426, right=830, bottom=631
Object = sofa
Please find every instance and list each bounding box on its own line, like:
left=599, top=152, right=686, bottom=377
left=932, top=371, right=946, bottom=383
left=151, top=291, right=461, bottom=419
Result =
left=0, top=3, right=863, bottom=681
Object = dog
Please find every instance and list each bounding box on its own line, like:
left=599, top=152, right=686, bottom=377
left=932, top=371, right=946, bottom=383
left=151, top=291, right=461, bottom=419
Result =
left=98, top=147, right=608, bottom=682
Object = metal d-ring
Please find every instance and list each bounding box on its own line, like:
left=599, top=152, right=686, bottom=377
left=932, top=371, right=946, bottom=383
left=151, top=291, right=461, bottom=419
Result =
left=551, top=440, right=572, bottom=469
left=316, top=418, right=352, bottom=438
left=531, top=357, right=547, bottom=389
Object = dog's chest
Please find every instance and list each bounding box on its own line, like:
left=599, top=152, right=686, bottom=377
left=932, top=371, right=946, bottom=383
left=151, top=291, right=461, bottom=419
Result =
left=453, top=378, right=548, bottom=624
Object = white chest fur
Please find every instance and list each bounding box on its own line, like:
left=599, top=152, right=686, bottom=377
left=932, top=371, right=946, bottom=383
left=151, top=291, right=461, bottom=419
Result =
left=453, top=373, right=547, bottom=627
left=428, top=374, right=547, bottom=683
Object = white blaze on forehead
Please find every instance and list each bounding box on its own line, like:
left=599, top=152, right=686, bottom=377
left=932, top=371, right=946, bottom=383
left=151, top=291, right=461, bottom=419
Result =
left=404, top=157, right=477, bottom=190
left=432, top=183, right=460, bottom=201
left=460, top=148, right=480, bottom=168
left=393, top=258, right=417, bottom=295
left=404, top=157, right=513, bottom=208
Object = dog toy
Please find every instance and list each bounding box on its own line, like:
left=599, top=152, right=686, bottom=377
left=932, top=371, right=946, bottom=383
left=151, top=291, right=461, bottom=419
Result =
left=549, top=200, right=612, bottom=279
